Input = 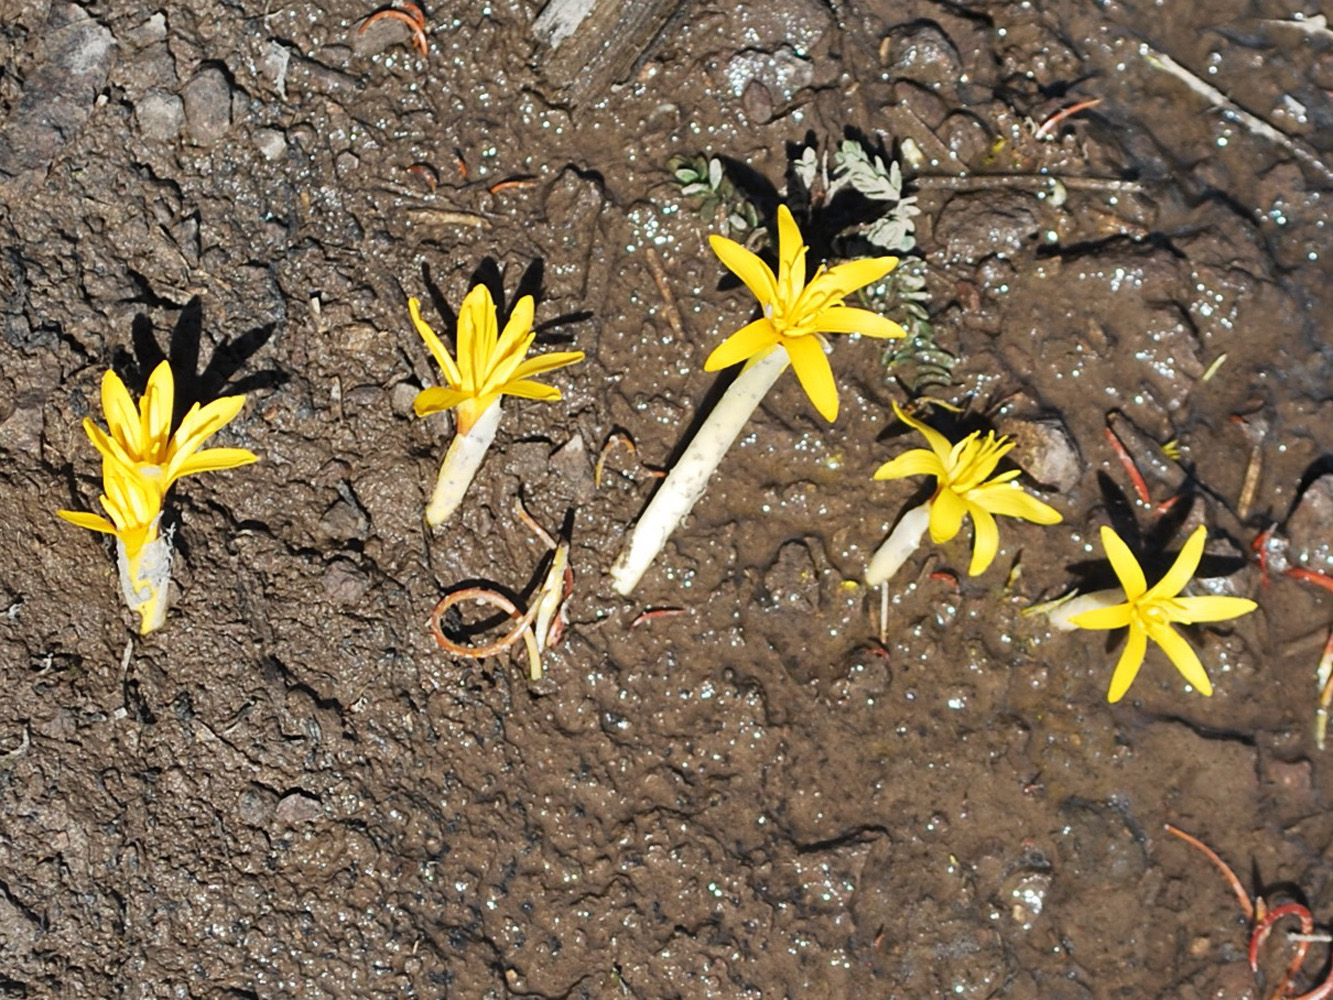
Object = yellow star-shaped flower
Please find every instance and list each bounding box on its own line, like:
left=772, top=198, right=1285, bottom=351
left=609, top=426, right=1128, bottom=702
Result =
left=81, top=360, right=257, bottom=501
left=1070, top=524, right=1257, bottom=703
left=873, top=402, right=1062, bottom=575
left=705, top=204, right=905, bottom=422
left=410, top=284, right=584, bottom=435
left=57, top=456, right=162, bottom=560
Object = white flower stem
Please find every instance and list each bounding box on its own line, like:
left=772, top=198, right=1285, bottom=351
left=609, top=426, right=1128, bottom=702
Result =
left=118, top=519, right=173, bottom=634
left=426, top=401, right=503, bottom=526
left=610, top=346, right=791, bottom=596
left=865, top=502, right=931, bottom=587
left=1045, top=588, right=1126, bottom=630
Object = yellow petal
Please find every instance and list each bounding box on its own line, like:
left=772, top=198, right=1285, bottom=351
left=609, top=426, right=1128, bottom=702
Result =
left=457, top=284, right=497, bottom=391
left=1144, top=524, right=1207, bottom=602
left=873, top=448, right=946, bottom=482
left=57, top=509, right=118, bottom=535
left=1169, top=595, right=1258, bottom=624
left=1106, top=626, right=1148, bottom=703
left=928, top=487, right=967, bottom=543
left=813, top=255, right=899, bottom=298
left=142, top=360, right=175, bottom=455
left=1149, top=621, right=1213, bottom=695
left=813, top=305, right=906, bottom=339
left=967, top=504, right=999, bottom=576
left=414, top=386, right=469, bottom=415
left=495, top=295, right=536, bottom=361
left=171, top=448, right=258, bottom=478
left=168, top=395, right=246, bottom=474
left=510, top=350, right=585, bottom=382
left=482, top=331, right=538, bottom=394
left=101, top=369, right=140, bottom=451
left=1100, top=525, right=1146, bottom=600
left=498, top=380, right=561, bottom=402
left=1068, top=603, right=1133, bottom=630
left=891, top=401, right=954, bottom=468
left=785, top=334, right=838, bottom=421
left=968, top=482, right=1063, bottom=524
left=704, top=318, right=779, bottom=372
left=409, top=298, right=461, bottom=386
left=709, top=234, right=778, bottom=306
left=774, top=204, right=807, bottom=304
left=84, top=419, right=136, bottom=468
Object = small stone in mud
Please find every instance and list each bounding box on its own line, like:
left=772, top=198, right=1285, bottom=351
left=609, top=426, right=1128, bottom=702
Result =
left=321, top=558, right=371, bottom=604
left=998, top=414, right=1083, bottom=493
left=135, top=90, right=183, bottom=140
left=549, top=433, right=594, bottom=501
left=758, top=539, right=820, bottom=614
left=318, top=499, right=369, bottom=544
left=253, top=128, right=286, bottom=161
left=181, top=65, right=233, bottom=145
left=740, top=78, right=775, bottom=124
left=1286, top=474, right=1333, bottom=570
left=274, top=790, right=324, bottom=825
left=880, top=22, right=962, bottom=92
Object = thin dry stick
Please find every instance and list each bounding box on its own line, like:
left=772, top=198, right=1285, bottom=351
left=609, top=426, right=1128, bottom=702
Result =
left=1142, top=45, right=1333, bottom=184
left=914, top=174, right=1144, bottom=194
left=644, top=246, right=687, bottom=340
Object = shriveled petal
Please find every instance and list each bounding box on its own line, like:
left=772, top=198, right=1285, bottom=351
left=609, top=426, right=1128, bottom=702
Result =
left=873, top=448, right=946, bottom=482
left=704, top=318, right=779, bottom=372
left=785, top=334, right=838, bottom=422
left=414, top=386, right=469, bottom=416
left=891, top=401, right=954, bottom=467
left=1106, top=627, right=1148, bottom=703
left=709, top=234, right=778, bottom=306
left=141, top=360, right=175, bottom=453
left=968, top=482, right=1063, bottom=524
left=1100, top=525, right=1146, bottom=600
left=171, top=448, right=258, bottom=478
left=1144, top=524, right=1207, bottom=603
left=812, top=305, right=907, bottom=339
left=509, top=350, right=585, bottom=382
left=57, top=509, right=118, bottom=535
left=967, top=504, right=1000, bottom=576
left=813, top=255, right=899, bottom=298
left=101, top=369, right=140, bottom=450
left=1168, top=595, right=1258, bottom=624
left=1068, top=603, right=1133, bottom=630
left=499, top=379, right=562, bottom=401
left=928, top=487, right=968, bottom=544
left=409, top=298, right=461, bottom=386
left=1149, top=621, right=1213, bottom=695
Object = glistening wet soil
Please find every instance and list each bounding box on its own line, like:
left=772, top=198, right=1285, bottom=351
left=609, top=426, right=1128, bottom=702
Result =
left=1, top=0, right=1331, bottom=996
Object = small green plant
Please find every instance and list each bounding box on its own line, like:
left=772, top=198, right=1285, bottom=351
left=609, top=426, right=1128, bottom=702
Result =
left=668, top=154, right=760, bottom=242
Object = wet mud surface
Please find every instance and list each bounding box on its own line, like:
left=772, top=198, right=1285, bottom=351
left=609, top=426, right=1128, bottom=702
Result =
left=1, top=0, right=1332, bottom=996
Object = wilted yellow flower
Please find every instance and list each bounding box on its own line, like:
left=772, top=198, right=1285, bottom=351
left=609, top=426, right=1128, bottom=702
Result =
left=82, top=360, right=256, bottom=501
left=410, top=285, right=584, bottom=436
left=1070, top=525, right=1257, bottom=703
left=705, top=204, right=904, bottom=422
left=873, top=402, right=1062, bottom=576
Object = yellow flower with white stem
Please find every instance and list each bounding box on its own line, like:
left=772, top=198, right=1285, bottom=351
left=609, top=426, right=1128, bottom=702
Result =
left=408, top=284, right=584, bottom=525
left=1062, top=525, right=1257, bottom=703
left=610, top=206, right=906, bottom=595
left=81, top=360, right=257, bottom=501
left=706, top=203, right=905, bottom=422
left=57, top=360, right=255, bottom=633
left=865, top=402, right=1062, bottom=585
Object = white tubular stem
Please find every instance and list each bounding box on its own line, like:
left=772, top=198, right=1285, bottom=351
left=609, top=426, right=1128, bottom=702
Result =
left=118, top=520, right=173, bottom=635
left=426, top=401, right=503, bottom=526
left=865, top=502, right=931, bottom=587
left=1045, top=588, right=1126, bottom=630
left=610, top=346, right=791, bottom=596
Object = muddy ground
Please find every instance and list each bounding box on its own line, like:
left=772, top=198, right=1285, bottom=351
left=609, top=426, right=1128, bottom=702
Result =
left=1, top=0, right=1331, bottom=996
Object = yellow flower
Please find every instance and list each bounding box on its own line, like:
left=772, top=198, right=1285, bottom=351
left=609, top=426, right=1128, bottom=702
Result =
left=705, top=204, right=905, bottom=422
left=410, top=284, right=585, bottom=436
left=873, top=401, right=1062, bottom=575
left=82, top=360, right=257, bottom=500
left=1070, top=525, right=1257, bottom=703
left=57, top=457, right=162, bottom=560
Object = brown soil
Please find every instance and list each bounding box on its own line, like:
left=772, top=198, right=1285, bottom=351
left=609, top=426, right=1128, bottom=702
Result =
left=2, top=0, right=1331, bottom=996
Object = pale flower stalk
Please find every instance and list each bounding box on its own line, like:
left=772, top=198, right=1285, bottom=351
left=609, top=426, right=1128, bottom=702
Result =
left=611, top=205, right=903, bottom=596
left=408, top=286, right=583, bottom=527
